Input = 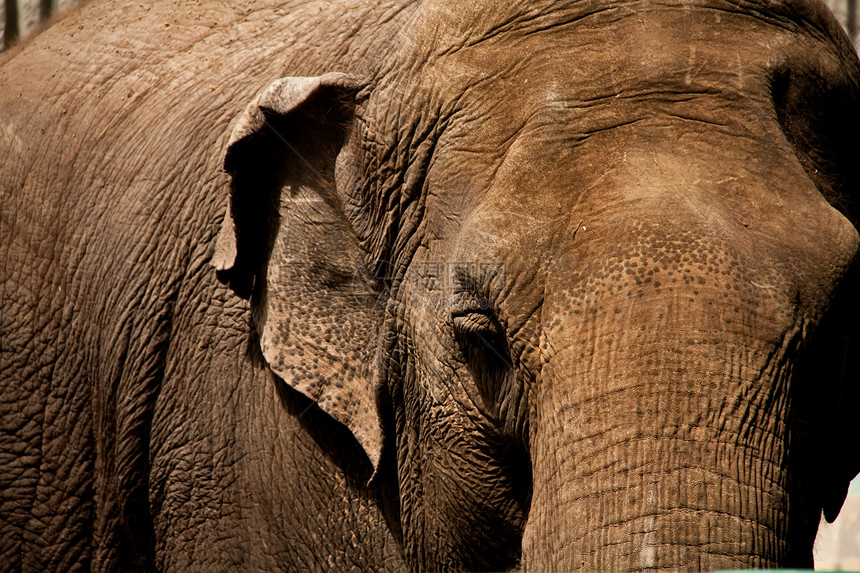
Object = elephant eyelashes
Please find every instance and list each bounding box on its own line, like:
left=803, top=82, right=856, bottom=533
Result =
left=450, top=290, right=512, bottom=369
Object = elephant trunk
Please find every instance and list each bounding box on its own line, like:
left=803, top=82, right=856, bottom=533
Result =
left=519, top=219, right=834, bottom=571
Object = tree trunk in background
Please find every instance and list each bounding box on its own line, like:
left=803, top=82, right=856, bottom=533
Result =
left=17, top=0, right=38, bottom=38
left=826, top=0, right=859, bottom=45
left=2, top=1, right=17, bottom=52
left=850, top=0, right=858, bottom=42
left=1, top=0, right=77, bottom=50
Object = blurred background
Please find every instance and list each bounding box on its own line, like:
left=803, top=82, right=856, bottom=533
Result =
left=817, top=478, right=860, bottom=571
left=827, top=0, right=859, bottom=45
left=0, top=0, right=858, bottom=570
left=2, top=0, right=77, bottom=50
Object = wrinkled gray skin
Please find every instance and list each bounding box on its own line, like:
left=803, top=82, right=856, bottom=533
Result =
left=2, top=0, right=860, bottom=571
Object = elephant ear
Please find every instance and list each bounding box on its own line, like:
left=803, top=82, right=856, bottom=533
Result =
left=822, top=381, right=859, bottom=523
left=213, top=73, right=385, bottom=471
left=819, top=271, right=860, bottom=523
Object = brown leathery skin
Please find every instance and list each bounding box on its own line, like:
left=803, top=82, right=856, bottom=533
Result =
left=0, top=1, right=413, bottom=570
left=2, top=0, right=859, bottom=571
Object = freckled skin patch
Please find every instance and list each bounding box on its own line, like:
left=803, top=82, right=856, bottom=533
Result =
left=515, top=189, right=858, bottom=571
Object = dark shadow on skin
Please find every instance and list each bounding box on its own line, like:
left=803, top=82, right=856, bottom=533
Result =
left=771, top=60, right=860, bottom=227
left=241, top=317, right=390, bottom=497
left=273, top=377, right=373, bottom=482
left=270, top=372, right=405, bottom=550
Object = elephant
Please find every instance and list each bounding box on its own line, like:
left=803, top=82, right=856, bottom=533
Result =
left=1, top=0, right=859, bottom=570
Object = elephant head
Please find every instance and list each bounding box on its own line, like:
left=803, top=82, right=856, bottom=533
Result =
left=214, top=0, right=860, bottom=569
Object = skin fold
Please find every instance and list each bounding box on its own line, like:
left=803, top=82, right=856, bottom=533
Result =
left=1, top=0, right=859, bottom=571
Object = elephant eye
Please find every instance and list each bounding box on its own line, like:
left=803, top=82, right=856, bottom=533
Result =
left=451, top=295, right=497, bottom=332
left=450, top=290, right=515, bottom=424
left=450, top=291, right=512, bottom=369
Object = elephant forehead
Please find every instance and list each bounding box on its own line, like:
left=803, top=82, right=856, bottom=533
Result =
left=372, top=0, right=851, bottom=161
left=360, top=0, right=858, bottom=313
left=404, top=0, right=835, bottom=49
left=373, top=5, right=789, bottom=196
left=364, top=0, right=854, bottom=212
left=385, top=0, right=833, bottom=99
